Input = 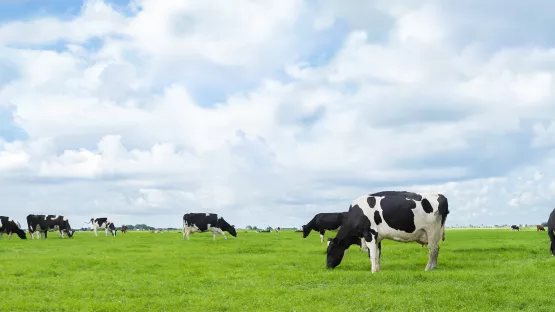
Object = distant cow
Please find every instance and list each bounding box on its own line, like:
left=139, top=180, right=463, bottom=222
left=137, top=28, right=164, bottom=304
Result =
left=548, top=208, right=555, bottom=256
left=510, top=225, right=520, bottom=231
left=0, top=216, right=27, bottom=239
left=121, top=225, right=128, bottom=233
left=182, top=213, right=237, bottom=240
left=26, top=214, right=74, bottom=239
left=302, top=212, right=349, bottom=243
left=275, top=227, right=281, bottom=233
left=327, top=191, right=449, bottom=273
left=537, top=225, right=545, bottom=231
left=86, top=218, right=116, bottom=236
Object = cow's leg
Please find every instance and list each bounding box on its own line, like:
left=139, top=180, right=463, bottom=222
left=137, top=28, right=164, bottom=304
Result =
left=364, top=240, right=380, bottom=273
left=8, top=232, right=12, bottom=240
left=319, top=231, right=325, bottom=243
left=93, top=226, right=98, bottom=237
left=363, top=230, right=380, bottom=273
left=105, top=228, right=109, bottom=236
left=60, top=231, right=64, bottom=238
left=378, top=241, right=382, bottom=262
left=425, top=229, right=441, bottom=271
left=360, top=237, right=368, bottom=252
left=215, top=228, right=226, bottom=240
left=548, top=228, right=555, bottom=256
left=213, top=231, right=217, bottom=241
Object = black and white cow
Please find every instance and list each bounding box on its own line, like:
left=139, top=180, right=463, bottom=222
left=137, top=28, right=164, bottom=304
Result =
left=302, top=212, right=349, bottom=243
left=547, top=208, right=555, bottom=256
left=510, top=225, right=520, bottom=231
left=0, top=216, right=27, bottom=239
left=326, top=191, right=449, bottom=273
left=86, top=218, right=117, bottom=236
left=182, top=213, right=237, bottom=240
left=26, top=214, right=74, bottom=239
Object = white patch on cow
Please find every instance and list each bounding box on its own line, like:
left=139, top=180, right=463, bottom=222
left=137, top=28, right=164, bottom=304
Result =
left=351, top=193, right=445, bottom=272
left=206, top=213, right=210, bottom=217
left=63, top=216, right=68, bottom=221
left=360, top=238, right=368, bottom=251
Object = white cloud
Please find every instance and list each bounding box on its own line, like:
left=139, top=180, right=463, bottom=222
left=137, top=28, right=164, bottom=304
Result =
left=1, top=0, right=555, bottom=228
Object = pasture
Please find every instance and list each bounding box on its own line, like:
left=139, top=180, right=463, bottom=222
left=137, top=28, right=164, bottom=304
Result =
left=1, top=228, right=554, bottom=311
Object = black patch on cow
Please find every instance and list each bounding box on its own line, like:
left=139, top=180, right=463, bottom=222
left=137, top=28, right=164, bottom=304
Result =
left=548, top=208, right=555, bottom=256
left=437, top=194, right=449, bottom=226
left=374, top=211, right=382, bottom=225
left=380, top=195, right=417, bottom=233
left=421, top=198, right=433, bottom=214
left=371, top=191, right=422, bottom=201
left=367, top=196, right=376, bottom=208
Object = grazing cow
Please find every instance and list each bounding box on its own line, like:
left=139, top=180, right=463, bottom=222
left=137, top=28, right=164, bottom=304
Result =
left=121, top=225, right=128, bottom=234
left=86, top=218, right=117, bottom=236
left=0, top=216, right=27, bottom=239
left=537, top=225, right=545, bottom=231
left=326, top=191, right=449, bottom=273
left=276, top=227, right=281, bottom=233
left=510, top=225, right=520, bottom=231
left=548, top=208, right=555, bottom=256
left=26, top=214, right=74, bottom=239
left=182, top=213, right=237, bottom=240
left=302, top=212, right=349, bottom=243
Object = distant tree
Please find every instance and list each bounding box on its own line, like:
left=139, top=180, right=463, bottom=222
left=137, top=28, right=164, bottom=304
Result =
left=246, top=225, right=253, bottom=230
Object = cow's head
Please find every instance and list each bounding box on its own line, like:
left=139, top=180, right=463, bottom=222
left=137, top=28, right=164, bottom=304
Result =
left=218, top=218, right=237, bottom=237
left=326, top=237, right=347, bottom=269
left=302, top=225, right=311, bottom=238
left=14, top=228, right=27, bottom=239
left=63, top=221, right=74, bottom=238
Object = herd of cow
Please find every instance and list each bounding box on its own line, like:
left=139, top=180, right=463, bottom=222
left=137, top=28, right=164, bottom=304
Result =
left=0, top=215, right=119, bottom=239
left=2, top=191, right=555, bottom=273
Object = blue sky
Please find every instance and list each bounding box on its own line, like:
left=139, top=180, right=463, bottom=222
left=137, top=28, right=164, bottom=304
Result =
left=2, top=0, right=555, bottom=229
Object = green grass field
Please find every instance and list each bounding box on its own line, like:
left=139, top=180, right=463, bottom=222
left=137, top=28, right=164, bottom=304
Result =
left=1, top=228, right=554, bottom=312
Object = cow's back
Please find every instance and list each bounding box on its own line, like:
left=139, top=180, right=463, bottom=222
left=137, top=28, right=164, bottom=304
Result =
left=353, top=192, right=446, bottom=240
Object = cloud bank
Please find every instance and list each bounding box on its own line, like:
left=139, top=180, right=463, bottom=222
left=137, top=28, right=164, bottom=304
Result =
left=2, top=0, right=555, bottom=228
